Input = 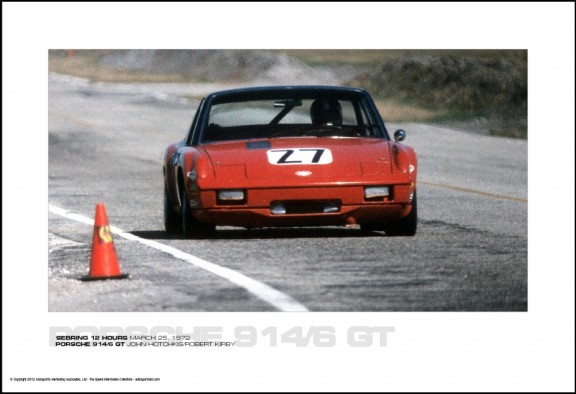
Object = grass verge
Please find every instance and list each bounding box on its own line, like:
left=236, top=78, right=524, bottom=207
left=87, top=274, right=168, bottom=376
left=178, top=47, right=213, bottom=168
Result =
left=49, top=50, right=527, bottom=138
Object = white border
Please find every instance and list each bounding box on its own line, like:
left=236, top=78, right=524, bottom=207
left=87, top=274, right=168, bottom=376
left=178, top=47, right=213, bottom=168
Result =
left=3, top=2, right=575, bottom=392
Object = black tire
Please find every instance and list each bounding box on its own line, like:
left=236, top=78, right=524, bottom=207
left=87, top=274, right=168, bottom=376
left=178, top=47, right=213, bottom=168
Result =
left=164, top=185, right=180, bottom=234
left=385, top=190, right=418, bottom=236
left=360, top=190, right=418, bottom=236
left=359, top=223, right=381, bottom=233
left=180, top=187, right=216, bottom=239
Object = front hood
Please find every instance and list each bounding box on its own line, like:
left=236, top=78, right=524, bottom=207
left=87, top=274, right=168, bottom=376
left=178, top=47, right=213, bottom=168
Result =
left=200, top=137, right=393, bottom=180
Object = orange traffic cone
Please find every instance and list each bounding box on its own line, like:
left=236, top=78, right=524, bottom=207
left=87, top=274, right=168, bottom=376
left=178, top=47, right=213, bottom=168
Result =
left=81, top=203, right=128, bottom=281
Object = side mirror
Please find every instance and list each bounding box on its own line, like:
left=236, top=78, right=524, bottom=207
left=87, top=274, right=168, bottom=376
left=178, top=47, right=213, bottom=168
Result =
left=394, top=129, right=407, bottom=142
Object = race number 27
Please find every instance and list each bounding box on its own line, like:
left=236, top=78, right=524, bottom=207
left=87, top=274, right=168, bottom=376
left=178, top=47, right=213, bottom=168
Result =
left=267, top=148, right=333, bottom=165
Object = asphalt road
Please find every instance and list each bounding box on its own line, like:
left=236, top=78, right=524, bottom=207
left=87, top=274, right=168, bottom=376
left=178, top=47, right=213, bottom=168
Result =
left=48, top=73, right=527, bottom=311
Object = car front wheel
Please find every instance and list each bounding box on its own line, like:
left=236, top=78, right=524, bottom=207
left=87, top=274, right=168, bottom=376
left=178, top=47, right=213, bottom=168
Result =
left=180, top=187, right=216, bottom=239
left=164, top=184, right=180, bottom=234
left=360, top=190, right=418, bottom=236
left=384, top=190, right=418, bottom=236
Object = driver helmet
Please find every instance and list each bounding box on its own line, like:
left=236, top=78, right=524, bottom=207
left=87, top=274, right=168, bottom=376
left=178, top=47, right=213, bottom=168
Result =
left=310, top=98, right=343, bottom=126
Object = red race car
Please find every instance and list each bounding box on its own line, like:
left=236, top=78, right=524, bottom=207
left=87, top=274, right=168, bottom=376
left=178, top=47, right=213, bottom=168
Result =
left=163, top=86, right=417, bottom=237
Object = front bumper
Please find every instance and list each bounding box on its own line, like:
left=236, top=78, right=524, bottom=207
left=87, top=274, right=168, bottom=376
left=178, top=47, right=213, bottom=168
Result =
left=189, top=184, right=415, bottom=227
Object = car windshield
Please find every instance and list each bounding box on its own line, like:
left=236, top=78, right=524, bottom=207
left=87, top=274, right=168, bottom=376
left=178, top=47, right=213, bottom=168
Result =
left=201, top=95, right=383, bottom=143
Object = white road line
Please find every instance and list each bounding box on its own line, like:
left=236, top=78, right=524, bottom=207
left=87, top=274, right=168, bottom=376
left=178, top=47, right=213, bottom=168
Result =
left=49, top=204, right=308, bottom=312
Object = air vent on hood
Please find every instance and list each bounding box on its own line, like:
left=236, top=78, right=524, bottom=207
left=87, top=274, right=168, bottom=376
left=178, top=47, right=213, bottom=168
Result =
left=246, top=141, right=271, bottom=150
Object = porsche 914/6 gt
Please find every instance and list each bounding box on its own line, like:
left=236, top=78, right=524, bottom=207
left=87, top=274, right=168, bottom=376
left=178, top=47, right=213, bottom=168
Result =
left=163, top=86, right=417, bottom=237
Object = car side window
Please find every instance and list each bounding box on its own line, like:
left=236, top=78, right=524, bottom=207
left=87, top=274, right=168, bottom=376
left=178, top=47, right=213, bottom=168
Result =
left=185, top=99, right=205, bottom=146
left=359, top=98, right=384, bottom=137
left=339, top=101, right=358, bottom=126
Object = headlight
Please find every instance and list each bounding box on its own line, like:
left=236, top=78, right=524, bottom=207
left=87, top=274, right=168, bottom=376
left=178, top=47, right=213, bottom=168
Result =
left=217, top=190, right=245, bottom=203
left=364, top=186, right=389, bottom=200
left=270, top=202, right=286, bottom=215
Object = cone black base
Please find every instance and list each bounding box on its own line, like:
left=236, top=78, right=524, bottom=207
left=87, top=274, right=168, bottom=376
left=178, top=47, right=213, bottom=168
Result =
left=80, top=273, right=129, bottom=282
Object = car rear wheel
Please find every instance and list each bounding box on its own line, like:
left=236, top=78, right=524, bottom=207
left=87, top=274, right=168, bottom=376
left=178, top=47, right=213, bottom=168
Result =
left=164, top=184, right=180, bottom=234
left=180, top=187, right=216, bottom=239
